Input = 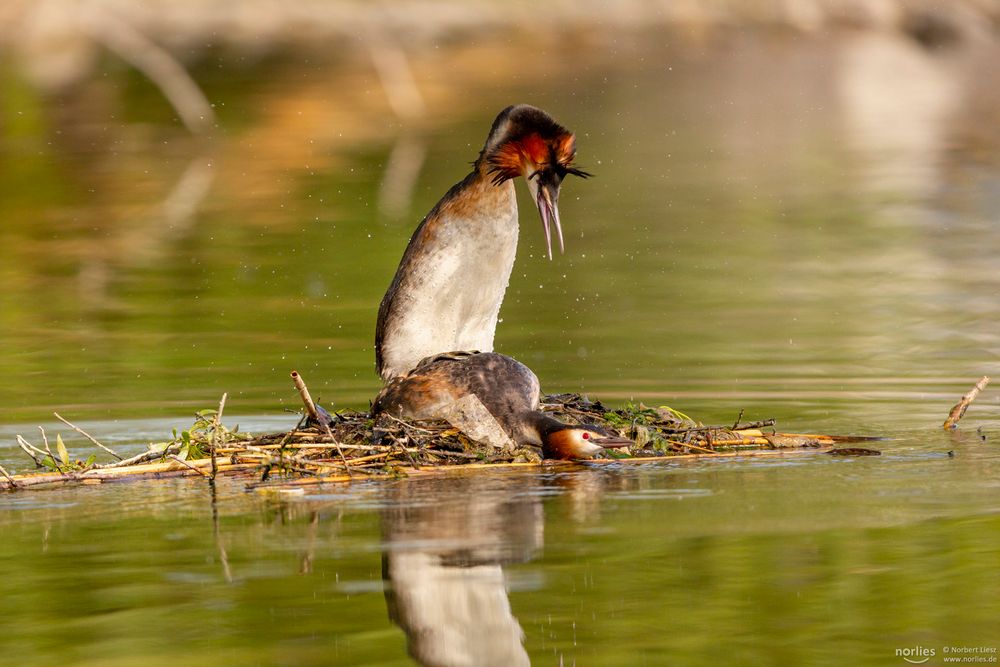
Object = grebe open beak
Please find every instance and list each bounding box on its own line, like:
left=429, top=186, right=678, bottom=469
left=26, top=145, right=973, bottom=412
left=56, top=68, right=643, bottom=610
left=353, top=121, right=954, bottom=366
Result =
left=592, top=434, right=633, bottom=449
left=527, top=170, right=564, bottom=261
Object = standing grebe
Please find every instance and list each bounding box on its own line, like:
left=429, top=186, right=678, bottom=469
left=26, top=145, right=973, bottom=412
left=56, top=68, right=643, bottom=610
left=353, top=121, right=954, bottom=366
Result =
left=373, top=352, right=632, bottom=460
left=375, top=105, right=590, bottom=381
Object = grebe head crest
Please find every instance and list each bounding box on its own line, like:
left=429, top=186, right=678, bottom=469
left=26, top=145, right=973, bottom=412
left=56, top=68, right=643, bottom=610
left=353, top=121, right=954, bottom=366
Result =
left=480, top=104, right=591, bottom=261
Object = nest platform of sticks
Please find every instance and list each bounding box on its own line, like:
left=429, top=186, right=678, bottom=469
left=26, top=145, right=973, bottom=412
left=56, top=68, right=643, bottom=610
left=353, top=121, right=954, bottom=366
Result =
left=0, top=370, right=907, bottom=493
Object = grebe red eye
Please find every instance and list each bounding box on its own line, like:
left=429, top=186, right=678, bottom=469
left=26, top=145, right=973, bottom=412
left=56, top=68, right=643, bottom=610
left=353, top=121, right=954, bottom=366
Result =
left=581, top=432, right=589, bottom=439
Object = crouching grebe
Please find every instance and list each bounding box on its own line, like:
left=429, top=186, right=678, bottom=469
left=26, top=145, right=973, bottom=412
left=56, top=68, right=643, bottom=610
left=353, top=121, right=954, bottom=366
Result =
left=373, top=352, right=632, bottom=460
left=375, top=105, right=590, bottom=382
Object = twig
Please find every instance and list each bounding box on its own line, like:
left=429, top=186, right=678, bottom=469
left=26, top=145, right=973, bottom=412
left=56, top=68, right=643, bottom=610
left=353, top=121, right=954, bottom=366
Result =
left=0, top=459, right=258, bottom=490
left=662, top=439, right=717, bottom=455
left=16, top=435, right=46, bottom=467
left=290, top=371, right=352, bottom=478
left=731, top=419, right=777, bottom=431
left=242, top=443, right=370, bottom=477
left=53, top=413, right=123, bottom=461
left=328, top=433, right=352, bottom=478
left=381, top=413, right=440, bottom=433
left=211, top=393, right=227, bottom=480
left=98, top=444, right=180, bottom=469
left=311, top=448, right=479, bottom=466
left=327, top=451, right=392, bottom=466
left=291, top=371, right=321, bottom=423
left=277, top=432, right=296, bottom=448
left=673, top=419, right=776, bottom=435
left=943, top=376, right=991, bottom=430
left=38, top=426, right=52, bottom=461
left=218, top=442, right=356, bottom=453
left=168, top=455, right=210, bottom=477
left=422, top=448, right=482, bottom=460
left=396, top=434, right=421, bottom=470
left=0, top=462, right=18, bottom=489
left=731, top=408, right=745, bottom=430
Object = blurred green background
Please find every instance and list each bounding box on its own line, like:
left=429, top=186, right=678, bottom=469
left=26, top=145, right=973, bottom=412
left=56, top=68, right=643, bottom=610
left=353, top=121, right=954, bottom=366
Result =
left=2, top=0, right=999, bottom=425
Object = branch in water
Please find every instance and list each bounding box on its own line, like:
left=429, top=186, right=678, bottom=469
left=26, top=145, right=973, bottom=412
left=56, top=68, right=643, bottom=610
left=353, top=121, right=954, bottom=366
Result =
left=943, top=376, right=990, bottom=430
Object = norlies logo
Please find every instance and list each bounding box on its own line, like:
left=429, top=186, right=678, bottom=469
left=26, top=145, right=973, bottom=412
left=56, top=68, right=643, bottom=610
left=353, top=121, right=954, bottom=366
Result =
left=896, top=646, right=936, bottom=664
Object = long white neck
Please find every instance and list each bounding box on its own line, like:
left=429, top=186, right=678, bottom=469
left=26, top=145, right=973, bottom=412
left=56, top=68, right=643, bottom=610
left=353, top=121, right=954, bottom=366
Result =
left=375, top=171, right=518, bottom=381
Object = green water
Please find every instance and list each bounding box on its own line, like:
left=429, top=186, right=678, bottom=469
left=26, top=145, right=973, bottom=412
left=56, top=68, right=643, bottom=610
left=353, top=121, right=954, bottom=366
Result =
left=2, top=443, right=999, bottom=666
left=2, top=31, right=1000, bottom=665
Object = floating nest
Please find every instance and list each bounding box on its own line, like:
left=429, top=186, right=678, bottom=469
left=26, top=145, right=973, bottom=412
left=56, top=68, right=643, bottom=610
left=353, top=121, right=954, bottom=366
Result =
left=1, top=377, right=886, bottom=492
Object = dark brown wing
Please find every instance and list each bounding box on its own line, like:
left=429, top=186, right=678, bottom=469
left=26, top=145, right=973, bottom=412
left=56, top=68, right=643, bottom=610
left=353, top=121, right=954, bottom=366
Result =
left=372, top=353, right=541, bottom=443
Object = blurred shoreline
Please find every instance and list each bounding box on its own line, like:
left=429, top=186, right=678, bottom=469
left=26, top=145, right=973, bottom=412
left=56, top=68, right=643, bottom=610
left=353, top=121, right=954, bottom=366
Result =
left=2, top=0, right=999, bottom=91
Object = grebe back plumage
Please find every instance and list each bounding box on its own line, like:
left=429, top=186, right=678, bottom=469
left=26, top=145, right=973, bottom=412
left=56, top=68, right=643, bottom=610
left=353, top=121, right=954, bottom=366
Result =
left=373, top=352, right=631, bottom=459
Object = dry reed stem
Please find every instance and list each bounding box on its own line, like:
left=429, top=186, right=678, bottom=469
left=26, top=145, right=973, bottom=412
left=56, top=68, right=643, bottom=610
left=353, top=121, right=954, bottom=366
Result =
left=54, top=412, right=123, bottom=460
left=0, top=463, right=17, bottom=488
left=211, top=393, right=227, bottom=480
left=291, top=371, right=320, bottom=422
left=169, top=454, right=210, bottom=477
left=663, top=439, right=717, bottom=454
left=943, top=376, right=991, bottom=429
left=15, top=435, right=46, bottom=467
left=243, top=443, right=372, bottom=477
left=291, top=371, right=353, bottom=477
left=38, top=426, right=55, bottom=467
left=0, top=459, right=259, bottom=490
left=99, top=445, right=180, bottom=469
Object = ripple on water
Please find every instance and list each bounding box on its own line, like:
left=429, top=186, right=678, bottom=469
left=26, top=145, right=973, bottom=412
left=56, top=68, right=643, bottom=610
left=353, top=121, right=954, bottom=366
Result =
left=0, top=497, right=78, bottom=511
left=608, top=488, right=714, bottom=500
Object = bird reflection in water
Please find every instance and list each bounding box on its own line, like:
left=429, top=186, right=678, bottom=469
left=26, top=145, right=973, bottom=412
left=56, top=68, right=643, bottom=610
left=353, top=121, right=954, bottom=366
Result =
left=254, top=469, right=646, bottom=664
left=380, top=476, right=542, bottom=667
